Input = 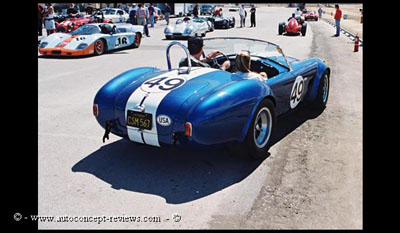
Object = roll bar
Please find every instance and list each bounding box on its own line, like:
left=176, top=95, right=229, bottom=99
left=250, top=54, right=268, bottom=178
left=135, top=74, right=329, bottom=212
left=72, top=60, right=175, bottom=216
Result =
left=166, top=41, right=192, bottom=74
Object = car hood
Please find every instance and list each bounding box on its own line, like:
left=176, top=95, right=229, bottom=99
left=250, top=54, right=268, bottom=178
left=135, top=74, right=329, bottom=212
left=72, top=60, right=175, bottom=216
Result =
left=42, top=33, right=98, bottom=50
left=172, top=22, right=192, bottom=32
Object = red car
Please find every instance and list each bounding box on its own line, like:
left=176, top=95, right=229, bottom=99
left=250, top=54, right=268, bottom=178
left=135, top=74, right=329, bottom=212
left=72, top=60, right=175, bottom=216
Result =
left=278, top=17, right=307, bottom=36
left=303, top=11, right=318, bottom=21
left=56, top=11, right=112, bottom=33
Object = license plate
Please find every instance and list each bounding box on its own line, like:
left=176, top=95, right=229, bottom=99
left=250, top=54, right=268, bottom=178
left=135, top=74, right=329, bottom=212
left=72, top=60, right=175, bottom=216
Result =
left=127, top=110, right=152, bottom=130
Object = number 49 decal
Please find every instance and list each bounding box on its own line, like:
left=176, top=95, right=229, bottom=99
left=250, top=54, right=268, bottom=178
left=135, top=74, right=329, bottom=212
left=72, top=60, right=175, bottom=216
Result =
left=141, top=76, right=186, bottom=93
left=290, top=76, right=305, bottom=109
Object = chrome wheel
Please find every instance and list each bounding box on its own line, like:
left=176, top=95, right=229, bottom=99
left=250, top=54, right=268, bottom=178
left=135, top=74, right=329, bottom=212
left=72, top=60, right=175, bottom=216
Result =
left=253, top=107, right=273, bottom=148
left=322, top=73, right=329, bottom=103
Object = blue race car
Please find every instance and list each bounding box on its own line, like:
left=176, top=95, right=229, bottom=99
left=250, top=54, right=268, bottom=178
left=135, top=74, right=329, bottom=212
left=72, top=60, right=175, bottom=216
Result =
left=39, top=23, right=143, bottom=56
left=93, top=37, right=330, bottom=159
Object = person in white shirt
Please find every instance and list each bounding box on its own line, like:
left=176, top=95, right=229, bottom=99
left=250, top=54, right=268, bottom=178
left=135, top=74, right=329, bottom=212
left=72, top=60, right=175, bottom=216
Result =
left=239, top=4, right=246, bottom=28
left=235, top=50, right=268, bottom=80
left=294, top=8, right=302, bottom=21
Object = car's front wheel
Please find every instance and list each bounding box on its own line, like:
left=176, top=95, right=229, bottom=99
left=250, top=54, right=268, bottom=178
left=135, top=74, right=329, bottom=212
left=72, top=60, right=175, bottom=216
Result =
left=94, top=39, right=105, bottom=55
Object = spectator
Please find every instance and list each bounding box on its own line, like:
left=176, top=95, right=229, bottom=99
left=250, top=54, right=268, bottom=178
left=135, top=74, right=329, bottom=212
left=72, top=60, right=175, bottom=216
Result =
left=318, top=7, right=323, bottom=19
left=86, top=4, right=94, bottom=15
left=294, top=8, right=301, bottom=20
left=148, top=3, right=155, bottom=28
left=250, top=5, right=256, bottom=27
left=235, top=50, right=267, bottom=80
left=193, top=4, right=199, bottom=18
left=67, top=3, right=78, bottom=17
left=136, top=3, right=146, bottom=26
left=129, top=4, right=137, bottom=25
left=215, top=8, right=220, bottom=16
left=163, top=4, right=171, bottom=25
left=179, top=37, right=230, bottom=71
left=239, top=4, right=245, bottom=27
left=38, top=4, right=44, bottom=36
left=124, top=5, right=130, bottom=14
left=333, top=4, right=342, bottom=37
left=144, top=4, right=150, bottom=37
left=44, top=3, right=55, bottom=35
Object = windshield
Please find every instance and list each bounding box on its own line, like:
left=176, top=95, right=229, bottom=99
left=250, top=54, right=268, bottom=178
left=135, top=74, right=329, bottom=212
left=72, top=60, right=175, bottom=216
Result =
left=102, top=9, right=116, bottom=15
left=202, top=5, right=213, bottom=9
left=69, top=24, right=101, bottom=35
left=202, top=37, right=290, bottom=69
left=193, top=18, right=204, bottom=23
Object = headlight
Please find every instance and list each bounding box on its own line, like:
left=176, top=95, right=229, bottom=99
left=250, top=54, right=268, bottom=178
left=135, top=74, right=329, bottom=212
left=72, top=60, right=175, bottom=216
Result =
left=164, top=26, right=172, bottom=33
left=76, top=43, right=88, bottom=50
left=184, top=28, right=192, bottom=34
left=39, top=42, right=48, bottom=48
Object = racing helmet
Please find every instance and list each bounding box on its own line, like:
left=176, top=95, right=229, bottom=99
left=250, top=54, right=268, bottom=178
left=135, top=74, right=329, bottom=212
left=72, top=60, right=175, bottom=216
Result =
left=100, top=24, right=112, bottom=34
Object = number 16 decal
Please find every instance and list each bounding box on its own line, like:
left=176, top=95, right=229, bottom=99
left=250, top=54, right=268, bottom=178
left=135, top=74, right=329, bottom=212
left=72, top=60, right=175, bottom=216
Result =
left=290, top=76, right=305, bottom=109
left=115, top=36, right=129, bottom=47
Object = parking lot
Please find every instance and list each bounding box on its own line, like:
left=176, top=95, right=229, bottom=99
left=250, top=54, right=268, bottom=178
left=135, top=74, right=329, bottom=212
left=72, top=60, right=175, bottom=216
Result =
left=38, top=6, right=362, bottom=229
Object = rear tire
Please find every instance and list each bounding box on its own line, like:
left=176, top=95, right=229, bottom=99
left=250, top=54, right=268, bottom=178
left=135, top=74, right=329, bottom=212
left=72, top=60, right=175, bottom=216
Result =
left=301, top=23, right=307, bottom=36
left=278, top=23, right=285, bottom=35
left=311, top=70, right=330, bottom=109
left=132, top=32, right=142, bottom=48
left=229, top=99, right=276, bottom=160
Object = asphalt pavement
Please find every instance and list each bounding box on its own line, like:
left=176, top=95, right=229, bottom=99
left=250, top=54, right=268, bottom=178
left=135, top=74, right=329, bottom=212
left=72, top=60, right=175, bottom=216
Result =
left=38, top=6, right=362, bottom=229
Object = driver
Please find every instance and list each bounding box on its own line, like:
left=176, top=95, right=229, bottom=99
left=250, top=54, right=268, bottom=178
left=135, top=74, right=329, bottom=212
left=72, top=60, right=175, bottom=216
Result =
left=179, top=37, right=230, bottom=71
left=288, top=13, right=296, bottom=21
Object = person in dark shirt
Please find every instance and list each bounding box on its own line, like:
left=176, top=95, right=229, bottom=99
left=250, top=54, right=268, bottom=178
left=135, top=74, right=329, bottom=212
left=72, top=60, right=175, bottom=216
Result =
left=67, top=3, right=78, bottom=17
left=148, top=3, right=155, bottom=27
left=163, top=4, right=171, bottom=25
left=193, top=4, right=199, bottom=18
left=86, top=4, right=94, bottom=15
left=179, top=37, right=230, bottom=71
left=38, top=4, right=44, bottom=36
left=250, top=5, right=256, bottom=27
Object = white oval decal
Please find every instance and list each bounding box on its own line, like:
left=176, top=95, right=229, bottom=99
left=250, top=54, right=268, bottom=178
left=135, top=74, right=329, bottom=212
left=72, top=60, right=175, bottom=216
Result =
left=157, top=115, right=171, bottom=126
left=290, top=75, right=305, bottom=109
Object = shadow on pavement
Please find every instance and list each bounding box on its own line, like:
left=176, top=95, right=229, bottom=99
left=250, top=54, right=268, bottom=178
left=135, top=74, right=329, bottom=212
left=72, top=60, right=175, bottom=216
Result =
left=72, top=104, right=324, bottom=204
left=72, top=141, right=263, bottom=204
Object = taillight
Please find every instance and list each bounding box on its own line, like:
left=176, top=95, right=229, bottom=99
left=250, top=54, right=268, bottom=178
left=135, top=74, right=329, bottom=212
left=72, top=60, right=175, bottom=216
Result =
left=185, top=122, right=192, bottom=137
left=93, top=104, right=98, bottom=117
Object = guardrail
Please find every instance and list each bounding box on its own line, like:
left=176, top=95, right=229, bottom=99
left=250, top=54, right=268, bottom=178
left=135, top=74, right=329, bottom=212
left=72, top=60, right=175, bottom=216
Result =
left=321, top=18, right=363, bottom=46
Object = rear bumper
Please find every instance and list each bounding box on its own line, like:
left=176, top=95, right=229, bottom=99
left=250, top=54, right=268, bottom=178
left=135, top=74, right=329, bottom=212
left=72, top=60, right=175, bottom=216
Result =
left=165, top=33, right=191, bottom=39
left=214, top=21, right=229, bottom=28
left=38, top=44, right=95, bottom=56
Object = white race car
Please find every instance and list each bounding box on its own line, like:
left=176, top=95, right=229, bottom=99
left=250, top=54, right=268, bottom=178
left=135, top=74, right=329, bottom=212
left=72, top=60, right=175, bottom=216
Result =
left=164, top=17, right=210, bottom=39
left=95, top=8, right=130, bottom=23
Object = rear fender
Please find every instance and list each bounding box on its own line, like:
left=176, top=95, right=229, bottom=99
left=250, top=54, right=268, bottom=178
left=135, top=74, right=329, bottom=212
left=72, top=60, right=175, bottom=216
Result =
left=93, top=67, right=159, bottom=131
left=187, top=78, right=276, bottom=145
left=305, top=59, right=330, bottom=101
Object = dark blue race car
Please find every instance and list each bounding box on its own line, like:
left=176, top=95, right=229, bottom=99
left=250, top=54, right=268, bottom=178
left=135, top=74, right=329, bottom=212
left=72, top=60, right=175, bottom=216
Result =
left=93, top=37, right=330, bottom=159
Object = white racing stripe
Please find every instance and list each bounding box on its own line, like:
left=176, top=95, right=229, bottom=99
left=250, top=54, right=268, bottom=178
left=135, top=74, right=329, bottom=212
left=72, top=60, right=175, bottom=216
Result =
left=125, top=67, right=216, bottom=146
